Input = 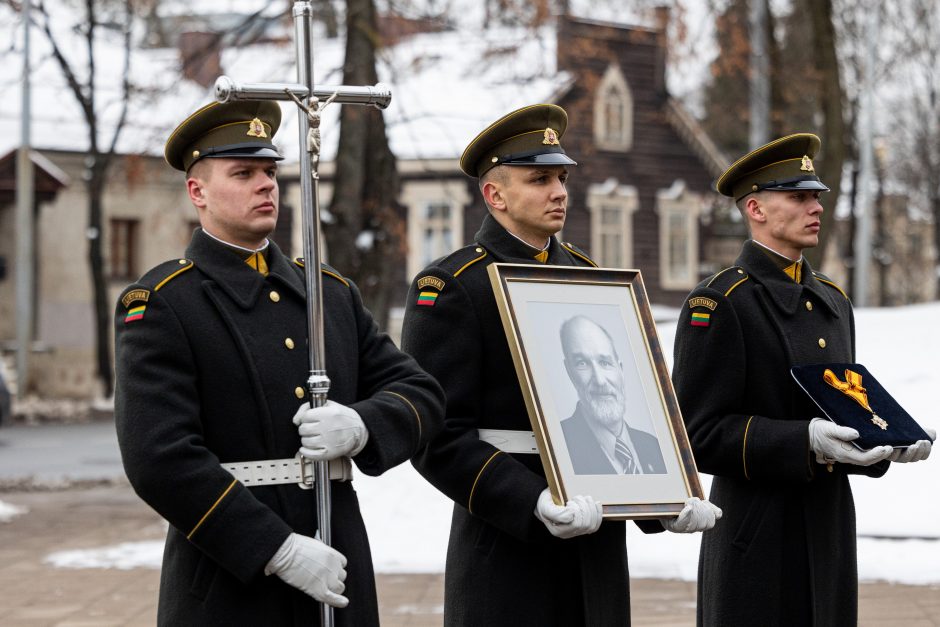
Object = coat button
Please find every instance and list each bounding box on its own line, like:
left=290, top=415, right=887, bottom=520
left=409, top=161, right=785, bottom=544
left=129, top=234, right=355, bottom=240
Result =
left=818, top=338, right=827, bottom=348
left=475, top=247, right=483, bottom=253
left=805, top=301, right=813, bottom=311
left=285, top=338, right=295, bottom=349
left=294, top=386, right=305, bottom=399
left=269, top=291, right=281, bottom=302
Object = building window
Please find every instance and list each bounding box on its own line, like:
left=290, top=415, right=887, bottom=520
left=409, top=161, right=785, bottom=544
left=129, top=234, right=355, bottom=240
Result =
left=109, top=218, right=139, bottom=280
left=657, top=180, right=703, bottom=291
left=587, top=179, right=639, bottom=268
left=421, top=202, right=454, bottom=268
left=599, top=204, right=626, bottom=267
left=593, top=64, right=633, bottom=152
left=402, top=180, right=471, bottom=280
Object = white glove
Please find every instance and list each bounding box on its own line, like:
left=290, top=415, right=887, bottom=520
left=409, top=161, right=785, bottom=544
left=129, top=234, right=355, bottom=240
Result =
left=808, top=418, right=894, bottom=466
left=293, top=400, right=368, bottom=460
left=534, top=488, right=603, bottom=539
left=265, top=532, right=348, bottom=608
left=887, top=428, right=935, bottom=463
left=661, top=497, right=722, bottom=533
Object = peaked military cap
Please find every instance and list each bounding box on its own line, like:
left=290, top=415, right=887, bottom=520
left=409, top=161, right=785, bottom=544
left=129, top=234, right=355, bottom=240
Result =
left=716, top=133, right=830, bottom=200
left=165, top=100, right=283, bottom=172
left=459, top=103, right=577, bottom=178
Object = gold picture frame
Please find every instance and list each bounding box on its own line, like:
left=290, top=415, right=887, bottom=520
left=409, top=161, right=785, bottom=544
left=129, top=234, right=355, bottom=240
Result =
left=488, top=263, right=703, bottom=519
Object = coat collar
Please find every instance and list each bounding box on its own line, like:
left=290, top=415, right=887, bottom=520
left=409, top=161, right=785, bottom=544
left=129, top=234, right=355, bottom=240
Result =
left=473, top=213, right=567, bottom=264
left=186, top=229, right=305, bottom=308
left=736, top=240, right=840, bottom=317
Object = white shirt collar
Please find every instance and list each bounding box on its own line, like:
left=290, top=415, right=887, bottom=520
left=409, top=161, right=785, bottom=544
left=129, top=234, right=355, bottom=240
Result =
left=202, top=228, right=270, bottom=254
left=506, top=228, right=551, bottom=252
left=752, top=239, right=802, bottom=264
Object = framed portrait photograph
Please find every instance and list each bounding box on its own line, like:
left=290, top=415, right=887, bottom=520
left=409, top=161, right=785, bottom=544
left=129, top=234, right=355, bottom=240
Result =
left=488, top=263, right=703, bottom=519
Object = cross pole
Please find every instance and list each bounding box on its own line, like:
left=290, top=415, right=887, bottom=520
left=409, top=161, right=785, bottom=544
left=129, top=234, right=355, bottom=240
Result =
left=215, top=3, right=391, bottom=625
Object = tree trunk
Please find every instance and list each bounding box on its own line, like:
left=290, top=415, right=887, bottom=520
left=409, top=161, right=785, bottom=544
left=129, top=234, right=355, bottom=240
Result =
left=873, top=161, right=887, bottom=306
left=87, top=155, right=114, bottom=397
left=326, top=0, right=400, bottom=330
left=932, top=192, right=940, bottom=299
left=313, top=0, right=339, bottom=38
left=802, top=0, right=845, bottom=270
left=845, top=165, right=859, bottom=299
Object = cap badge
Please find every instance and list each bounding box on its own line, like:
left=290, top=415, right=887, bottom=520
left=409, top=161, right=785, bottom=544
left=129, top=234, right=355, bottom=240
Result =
left=542, top=127, right=560, bottom=146
left=247, top=118, right=268, bottom=138
left=800, top=155, right=814, bottom=172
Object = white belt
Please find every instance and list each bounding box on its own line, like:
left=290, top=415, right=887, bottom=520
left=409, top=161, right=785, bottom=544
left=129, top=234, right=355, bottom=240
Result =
left=221, top=454, right=352, bottom=488
left=478, top=429, right=539, bottom=454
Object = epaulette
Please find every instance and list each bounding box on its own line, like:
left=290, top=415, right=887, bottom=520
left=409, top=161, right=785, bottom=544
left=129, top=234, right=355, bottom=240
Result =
left=704, top=265, right=749, bottom=297
left=811, top=270, right=849, bottom=299
left=561, top=241, right=598, bottom=267
left=292, top=258, right=350, bottom=286
left=137, top=258, right=195, bottom=293
left=435, top=244, right=488, bottom=278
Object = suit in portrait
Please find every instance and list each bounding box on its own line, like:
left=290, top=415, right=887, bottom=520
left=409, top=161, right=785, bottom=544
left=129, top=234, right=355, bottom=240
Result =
left=561, top=403, right=667, bottom=474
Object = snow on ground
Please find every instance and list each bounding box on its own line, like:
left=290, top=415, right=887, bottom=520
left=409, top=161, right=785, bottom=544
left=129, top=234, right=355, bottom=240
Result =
left=44, top=303, right=940, bottom=584
left=45, top=541, right=163, bottom=570
left=0, top=500, right=27, bottom=523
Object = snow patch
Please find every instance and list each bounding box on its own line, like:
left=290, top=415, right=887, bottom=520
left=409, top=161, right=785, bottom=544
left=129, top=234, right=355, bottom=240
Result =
left=45, top=541, right=163, bottom=570
left=0, top=500, right=27, bottom=523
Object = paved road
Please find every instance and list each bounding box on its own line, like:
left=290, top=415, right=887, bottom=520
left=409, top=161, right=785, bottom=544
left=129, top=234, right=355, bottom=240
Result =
left=0, top=421, right=124, bottom=485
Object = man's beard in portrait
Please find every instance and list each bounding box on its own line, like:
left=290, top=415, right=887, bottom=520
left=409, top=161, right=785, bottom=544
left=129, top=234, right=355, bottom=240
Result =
left=583, top=383, right=625, bottom=433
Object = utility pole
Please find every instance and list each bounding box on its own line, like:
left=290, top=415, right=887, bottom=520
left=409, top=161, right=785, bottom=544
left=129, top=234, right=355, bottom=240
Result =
left=854, top=0, right=877, bottom=306
left=15, top=0, right=34, bottom=395
left=749, top=0, right=770, bottom=149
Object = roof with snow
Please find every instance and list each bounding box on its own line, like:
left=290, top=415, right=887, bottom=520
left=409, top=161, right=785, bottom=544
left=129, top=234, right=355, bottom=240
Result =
left=0, top=1, right=704, bottom=168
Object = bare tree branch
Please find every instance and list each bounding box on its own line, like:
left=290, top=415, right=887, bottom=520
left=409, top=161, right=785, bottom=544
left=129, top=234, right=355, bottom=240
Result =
left=106, top=0, right=133, bottom=156
left=35, top=0, right=95, bottom=123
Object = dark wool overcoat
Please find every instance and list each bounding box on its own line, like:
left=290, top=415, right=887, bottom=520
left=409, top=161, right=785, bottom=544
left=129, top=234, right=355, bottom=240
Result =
left=672, top=240, right=890, bottom=627
left=114, top=229, right=443, bottom=627
left=402, top=215, right=662, bottom=627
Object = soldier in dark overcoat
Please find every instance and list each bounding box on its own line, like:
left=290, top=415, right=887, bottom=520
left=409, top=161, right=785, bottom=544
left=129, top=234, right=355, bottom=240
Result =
left=402, top=104, right=720, bottom=626
left=114, top=100, right=444, bottom=626
left=673, top=134, right=934, bottom=627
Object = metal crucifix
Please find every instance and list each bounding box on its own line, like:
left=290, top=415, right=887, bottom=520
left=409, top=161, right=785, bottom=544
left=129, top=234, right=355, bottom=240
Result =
left=214, top=3, right=391, bottom=625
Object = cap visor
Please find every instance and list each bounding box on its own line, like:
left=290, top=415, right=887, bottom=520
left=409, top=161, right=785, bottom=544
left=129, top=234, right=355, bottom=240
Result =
left=762, top=179, right=830, bottom=192
left=202, top=146, right=284, bottom=161
left=502, top=152, right=577, bottom=167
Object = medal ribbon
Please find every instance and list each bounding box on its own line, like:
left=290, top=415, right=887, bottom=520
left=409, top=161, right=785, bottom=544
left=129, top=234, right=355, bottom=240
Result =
left=823, top=368, right=889, bottom=430
left=823, top=368, right=871, bottom=411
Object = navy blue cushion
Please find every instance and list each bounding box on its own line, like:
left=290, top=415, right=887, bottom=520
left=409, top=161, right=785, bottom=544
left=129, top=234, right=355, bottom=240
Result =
left=791, top=363, right=931, bottom=449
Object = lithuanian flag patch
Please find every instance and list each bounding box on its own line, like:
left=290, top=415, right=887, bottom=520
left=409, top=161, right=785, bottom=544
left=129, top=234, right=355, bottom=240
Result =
left=691, top=312, right=710, bottom=327
left=416, top=291, right=439, bottom=307
left=125, top=305, right=146, bottom=323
